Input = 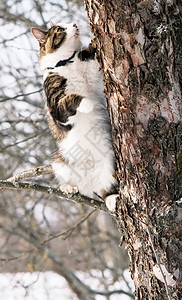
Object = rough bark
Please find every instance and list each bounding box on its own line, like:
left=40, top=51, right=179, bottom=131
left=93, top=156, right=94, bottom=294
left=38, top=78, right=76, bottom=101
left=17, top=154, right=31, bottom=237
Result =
left=85, top=0, right=182, bottom=299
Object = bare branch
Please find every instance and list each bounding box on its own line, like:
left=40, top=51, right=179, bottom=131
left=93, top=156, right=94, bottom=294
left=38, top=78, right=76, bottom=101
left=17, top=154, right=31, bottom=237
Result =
left=6, top=165, right=53, bottom=182
left=0, top=89, right=43, bottom=103
left=0, top=180, right=107, bottom=212
left=1, top=131, right=47, bottom=152
left=1, top=165, right=107, bottom=211
left=91, top=288, right=134, bottom=298
left=0, top=221, right=133, bottom=299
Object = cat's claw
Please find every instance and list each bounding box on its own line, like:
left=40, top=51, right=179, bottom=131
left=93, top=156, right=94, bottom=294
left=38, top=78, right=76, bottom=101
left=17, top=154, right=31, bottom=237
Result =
left=77, top=98, right=93, bottom=113
left=60, top=184, right=78, bottom=194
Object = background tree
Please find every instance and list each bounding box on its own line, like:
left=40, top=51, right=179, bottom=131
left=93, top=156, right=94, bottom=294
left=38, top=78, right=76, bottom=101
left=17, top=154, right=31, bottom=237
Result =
left=84, top=0, right=182, bottom=299
left=0, top=1, right=133, bottom=299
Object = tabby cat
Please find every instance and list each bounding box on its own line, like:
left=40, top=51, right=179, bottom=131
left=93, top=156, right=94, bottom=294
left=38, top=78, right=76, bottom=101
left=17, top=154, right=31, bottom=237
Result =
left=31, top=22, right=118, bottom=211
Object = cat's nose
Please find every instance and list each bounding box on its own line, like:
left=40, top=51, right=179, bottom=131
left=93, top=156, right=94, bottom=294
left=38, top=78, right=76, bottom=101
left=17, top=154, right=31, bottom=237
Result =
left=73, top=23, right=77, bottom=28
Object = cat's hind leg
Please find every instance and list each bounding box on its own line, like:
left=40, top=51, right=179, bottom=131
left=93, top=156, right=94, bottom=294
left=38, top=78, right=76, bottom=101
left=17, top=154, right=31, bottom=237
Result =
left=105, top=194, right=119, bottom=212
left=52, top=159, right=78, bottom=195
left=59, top=183, right=78, bottom=195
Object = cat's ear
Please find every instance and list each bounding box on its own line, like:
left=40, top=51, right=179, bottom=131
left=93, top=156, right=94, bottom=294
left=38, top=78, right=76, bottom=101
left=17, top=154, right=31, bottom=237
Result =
left=31, top=28, right=47, bottom=44
left=50, top=21, right=54, bottom=27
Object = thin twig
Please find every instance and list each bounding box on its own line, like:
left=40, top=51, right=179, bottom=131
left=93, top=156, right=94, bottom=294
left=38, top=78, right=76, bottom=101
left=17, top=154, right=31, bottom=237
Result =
left=0, top=30, right=29, bottom=44
left=0, top=88, right=43, bottom=103
left=90, top=288, right=134, bottom=298
left=41, top=209, right=97, bottom=245
left=1, top=132, right=44, bottom=151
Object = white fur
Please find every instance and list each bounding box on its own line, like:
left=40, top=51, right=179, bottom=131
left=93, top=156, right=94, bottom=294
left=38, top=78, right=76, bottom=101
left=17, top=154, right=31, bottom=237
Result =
left=41, top=23, right=117, bottom=199
left=105, top=194, right=118, bottom=212
left=77, top=98, right=93, bottom=113
left=41, top=23, right=82, bottom=72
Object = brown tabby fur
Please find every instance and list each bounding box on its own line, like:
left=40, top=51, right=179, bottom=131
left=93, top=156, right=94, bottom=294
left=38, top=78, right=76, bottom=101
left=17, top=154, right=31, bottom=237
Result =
left=44, top=72, right=82, bottom=144
left=39, top=27, right=96, bottom=165
left=44, top=72, right=82, bottom=123
left=39, top=26, right=67, bottom=58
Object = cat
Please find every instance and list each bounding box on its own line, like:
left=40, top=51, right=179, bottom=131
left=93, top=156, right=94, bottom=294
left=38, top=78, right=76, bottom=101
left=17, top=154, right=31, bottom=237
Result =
left=31, top=22, right=118, bottom=211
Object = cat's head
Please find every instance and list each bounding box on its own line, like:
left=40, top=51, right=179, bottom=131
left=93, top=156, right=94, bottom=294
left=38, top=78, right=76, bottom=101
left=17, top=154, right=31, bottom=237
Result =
left=31, top=22, right=82, bottom=70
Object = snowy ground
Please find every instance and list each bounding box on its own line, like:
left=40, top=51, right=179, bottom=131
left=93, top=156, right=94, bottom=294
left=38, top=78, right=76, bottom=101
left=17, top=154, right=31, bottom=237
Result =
left=0, top=270, right=134, bottom=300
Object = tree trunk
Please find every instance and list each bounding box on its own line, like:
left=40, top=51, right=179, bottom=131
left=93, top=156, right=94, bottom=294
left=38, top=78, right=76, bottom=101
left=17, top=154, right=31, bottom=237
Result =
left=85, top=1, right=182, bottom=299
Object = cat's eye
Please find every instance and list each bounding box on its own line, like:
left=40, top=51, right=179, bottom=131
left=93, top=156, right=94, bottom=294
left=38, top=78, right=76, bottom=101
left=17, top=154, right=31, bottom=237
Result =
left=57, top=26, right=65, bottom=32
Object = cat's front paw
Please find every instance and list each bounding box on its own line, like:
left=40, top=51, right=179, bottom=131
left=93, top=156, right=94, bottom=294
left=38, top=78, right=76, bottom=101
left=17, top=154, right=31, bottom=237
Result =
left=77, top=98, right=93, bottom=113
left=60, top=184, right=78, bottom=195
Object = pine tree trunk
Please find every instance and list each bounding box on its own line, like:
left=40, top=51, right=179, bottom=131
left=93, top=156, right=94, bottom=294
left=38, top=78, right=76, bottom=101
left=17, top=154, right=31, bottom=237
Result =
left=85, top=1, right=182, bottom=299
